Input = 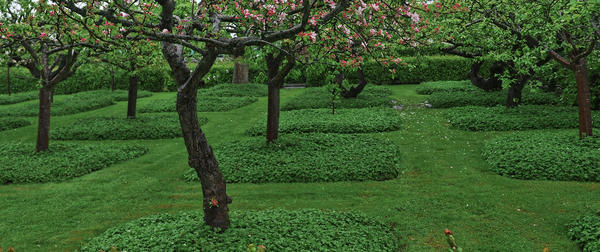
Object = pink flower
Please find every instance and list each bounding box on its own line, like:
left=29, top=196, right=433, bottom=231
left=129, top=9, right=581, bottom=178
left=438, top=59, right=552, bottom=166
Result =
left=80, top=38, right=86, bottom=42
left=39, top=32, right=47, bottom=38
left=445, top=228, right=453, bottom=235
left=161, top=29, right=169, bottom=34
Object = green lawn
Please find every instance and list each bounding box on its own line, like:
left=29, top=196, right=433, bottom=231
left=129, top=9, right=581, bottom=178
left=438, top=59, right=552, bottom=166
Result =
left=0, top=86, right=597, bottom=251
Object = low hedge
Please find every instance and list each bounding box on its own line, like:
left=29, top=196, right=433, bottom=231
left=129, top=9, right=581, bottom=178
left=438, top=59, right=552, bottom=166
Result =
left=282, top=86, right=393, bottom=111
left=568, top=211, right=600, bottom=252
left=0, top=91, right=38, bottom=105
left=446, top=105, right=600, bottom=131
left=112, top=90, right=153, bottom=101
left=428, top=89, right=561, bottom=108
left=415, top=80, right=476, bottom=95
left=0, top=142, right=148, bottom=184
left=138, top=96, right=258, bottom=113
left=0, top=118, right=31, bottom=131
left=185, top=134, right=400, bottom=183
left=0, top=90, right=115, bottom=117
left=199, top=83, right=267, bottom=97
left=52, top=114, right=207, bottom=140
left=483, top=131, right=600, bottom=182
left=81, top=209, right=399, bottom=251
left=246, top=108, right=401, bottom=136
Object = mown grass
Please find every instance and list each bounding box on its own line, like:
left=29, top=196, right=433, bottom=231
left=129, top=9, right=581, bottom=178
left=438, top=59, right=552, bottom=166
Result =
left=0, top=85, right=597, bottom=251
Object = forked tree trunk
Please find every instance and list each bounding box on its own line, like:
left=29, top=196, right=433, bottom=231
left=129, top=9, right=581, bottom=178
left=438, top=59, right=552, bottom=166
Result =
left=573, top=58, right=593, bottom=138
left=127, top=75, right=138, bottom=118
left=176, top=80, right=231, bottom=231
left=340, top=68, right=368, bottom=98
left=36, top=86, right=52, bottom=152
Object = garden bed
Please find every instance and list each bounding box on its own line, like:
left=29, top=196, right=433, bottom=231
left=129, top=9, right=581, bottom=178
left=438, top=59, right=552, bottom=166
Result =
left=247, top=108, right=401, bottom=135
left=415, top=80, right=475, bottom=95
left=427, top=89, right=561, bottom=108
left=0, top=117, right=31, bottom=131
left=138, top=96, right=257, bottom=113
left=81, top=209, right=399, bottom=251
left=568, top=211, right=600, bottom=252
left=282, top=86, right=393, bottom=111
left=0, top=142, right=148, bottom=184
left=0, top=91, right=38, bottom=105
left=483, top=131, right=600, bottom=182
left=0, top=90, right=115, bottom=117
left=185, top=134, right=400, bottom=183
left=199, top=83, right=267, bottom=97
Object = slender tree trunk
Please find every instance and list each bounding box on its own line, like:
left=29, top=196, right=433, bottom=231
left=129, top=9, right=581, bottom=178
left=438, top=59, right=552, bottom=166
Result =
left=111, top=65, right=116, bottom=92
left=6, top=65, right=11, bottom=96
left=176, top=80, right=231, bottom=231
left=36, top=86, right=51, bottom=152
left=127, top=75, right=138, bottom=119
left=266, top=81, right=280, bottom=142
left=573, top=58, right=593, bottom=138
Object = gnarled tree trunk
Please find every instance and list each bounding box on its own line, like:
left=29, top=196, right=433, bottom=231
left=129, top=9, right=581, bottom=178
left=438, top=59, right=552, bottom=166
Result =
left=340, top=67, right=368, bottom=98
left=468, top=61, right=503, bottom=91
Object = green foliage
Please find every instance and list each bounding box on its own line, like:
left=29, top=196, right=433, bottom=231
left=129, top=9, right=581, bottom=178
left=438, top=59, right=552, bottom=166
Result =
left=199, top=83, right=267, bottom=97
left=51, top=114, right=207, bottom=140
left=0, top=91, right=38, bottom=105
left=0, top=90, right=115, bottom=117
left=446, top=105, right=600, bottom=131
left=428, top=89, right=561, bottom=108
left=568, top=211, right=600, bottom=252
left=247, top=108, right=401, bottom=135
left=111, top=90, right=153, bottom=101
left=282, top=86, right=393, bottom=111
left=0, top=142, right=147, bottom=184
left=185, top=134, right=400, bottom=183
left=0, top=118, right=30, bottom=131
left=483, top=131, right=600, bottom=182
left=138, top=96, right=258, bottom=113
left=416, top=80, right=476, bottom=95
left=81, top=209, right=399, bottom=251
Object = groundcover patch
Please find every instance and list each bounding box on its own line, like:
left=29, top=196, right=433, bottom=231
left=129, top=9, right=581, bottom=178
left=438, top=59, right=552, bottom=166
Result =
left=199, top=83, right=267, bottom=97
left=138, top=96, right=257, bottom=113
left=52, top=114, right=207, bottom=140
left=282, top=86, right=393, bottom=111
left=427, top=89, right=561, bottom=108
left=568, top=211, right=600, bottom=252
left=483, top=131, right=600, bottom=182
left=446, top=105, right=600, bottom=131
left=0, top=90, right=115, bottom=117
left=81, top=209, right=400, bottom=252
left=415, top=80, right=475, bottom=95
left=0, top=117, right=31, bottom=131
left=185, top=134, right=400, bottom=183
left=0, top=142, right=148, bottom=184
left=247, top=108, right=401, bottom=135
left=0, top=91, right=38, bottom=105
left=111, top=90, right=153, bottom=101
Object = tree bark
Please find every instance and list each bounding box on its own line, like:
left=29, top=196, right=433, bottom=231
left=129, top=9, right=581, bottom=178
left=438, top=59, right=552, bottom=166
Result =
left=573, top=58, right=593, bottom=138
left=6, top=65, right=11, bottom=96
left=127, top=75, right=138, bottom=119
left=232, top=59, right=249, bottom=84
left=468, top=61, right=503, bottom=91
left=506, top=77, right=527, bottom=108
left=36, top=86, right=51, bottom=152
left=340, top=67, right=368, bottom=98
left=111, top=65, right=116, bottom=92
left=265, top=52, right=295, bottom=143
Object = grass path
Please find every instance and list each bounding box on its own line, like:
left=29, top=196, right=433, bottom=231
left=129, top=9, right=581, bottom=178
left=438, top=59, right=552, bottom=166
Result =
left=0, top=85, right=598, bottom=251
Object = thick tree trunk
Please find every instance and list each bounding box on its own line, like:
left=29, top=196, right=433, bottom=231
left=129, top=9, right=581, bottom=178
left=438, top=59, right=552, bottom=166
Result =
left=468, top=61, right=503, bottom=91
left=573, top=59, right=593, bottom=138
left=266, top=81, right=280, bottom=142
left=232, top=60, right=249, bottom=84
left=176, top=81, right=231, bottom=231
left=6, top=65, right=11, bottom=96
left=127, top=75, right=138, bottom=119
left=340, top=68, right=368, bottom=98
left=36, top=86, right=52, bottom=152
left=506, top=78, right=526, bottom=108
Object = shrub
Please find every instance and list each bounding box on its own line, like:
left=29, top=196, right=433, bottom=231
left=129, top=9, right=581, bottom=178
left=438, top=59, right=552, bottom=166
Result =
left=483, top=131, right=600, bottom=182
left=428, top=89, right=561, bottom=108
left=0, top=90, right=115, bottom=117
left=0, top=142, right=147, bottom=184
left=185, top=134, right=400, bottom=183
left=0, top=118, right=31, bottom=131
left=415, top=80, right=476, bottom=95
left=568, top=211, right=600, bottom=252
left=446, top=105, right=600, bottom=131
left=0, top=91, right=38, bottom=105
left=111, top=90, right=153, bottom=101
left=81, top=209, right=399, bottom=252
left=199, top=83, right=267, bottom=97
left=138, top=96, right=257, bottom=113
left=51, top=114, right=207, bottom=140
left=282, top=86, right=393, bottom=111
left=246, top=108, right=401, bottom=135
